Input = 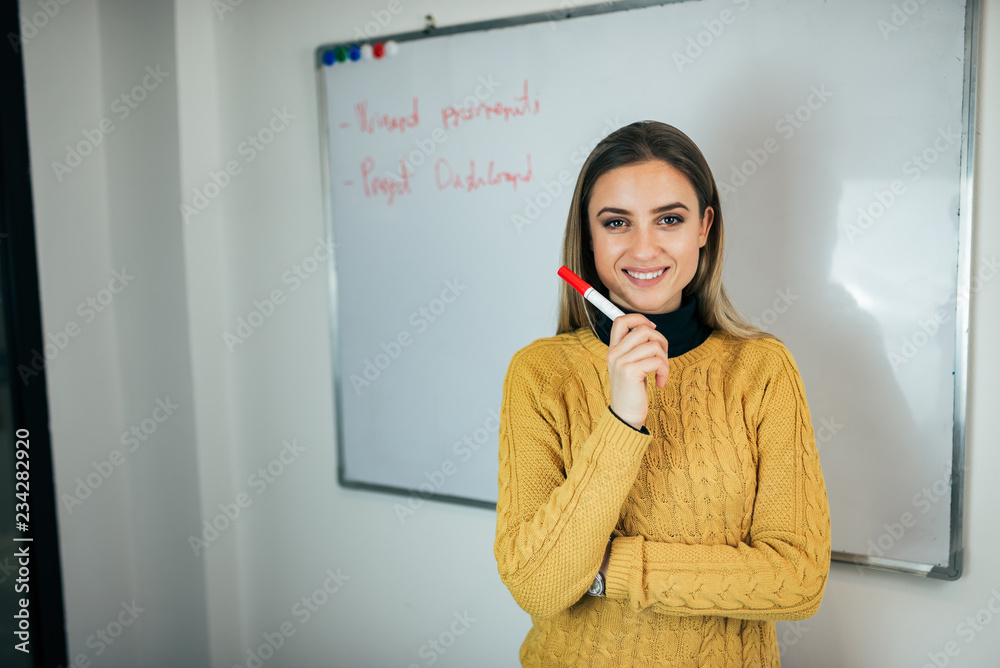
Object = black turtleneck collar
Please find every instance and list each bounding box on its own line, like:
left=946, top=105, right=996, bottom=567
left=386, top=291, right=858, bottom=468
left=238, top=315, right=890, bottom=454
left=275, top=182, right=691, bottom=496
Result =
left=593, top=292, right=713, bottom=358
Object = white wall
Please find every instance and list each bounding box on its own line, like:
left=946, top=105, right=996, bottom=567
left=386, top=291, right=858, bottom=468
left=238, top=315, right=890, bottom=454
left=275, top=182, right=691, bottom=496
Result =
left=22, top=0, right=212, bottom=665
left=19, top=0, right=1000, bottom=666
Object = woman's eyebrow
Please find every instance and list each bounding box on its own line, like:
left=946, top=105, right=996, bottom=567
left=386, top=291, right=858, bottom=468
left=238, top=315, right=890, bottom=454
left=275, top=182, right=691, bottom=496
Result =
left=595, top=202, right=689, bottom=217
left=650, top=202, right=689, bottom=213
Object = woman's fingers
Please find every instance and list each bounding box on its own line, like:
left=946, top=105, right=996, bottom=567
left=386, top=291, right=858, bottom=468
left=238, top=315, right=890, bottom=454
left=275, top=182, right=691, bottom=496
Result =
left=614, top=340, right=668, bottom=368
left=615, top=341, right=670, bottom=385
left=608, top=313, right=655, bottom=348
left=608, top=316, right=669, bottom=362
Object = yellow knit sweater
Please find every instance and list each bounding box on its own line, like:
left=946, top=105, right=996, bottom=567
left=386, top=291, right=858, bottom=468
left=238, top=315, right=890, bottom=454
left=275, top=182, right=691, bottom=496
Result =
left=494, top=326, right=831, bottom=667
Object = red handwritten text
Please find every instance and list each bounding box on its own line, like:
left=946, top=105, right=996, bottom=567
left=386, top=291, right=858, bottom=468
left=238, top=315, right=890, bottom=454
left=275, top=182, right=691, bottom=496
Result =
left=361, top=157, right=413, bottom=205
left=434, top=154, right=533, bottom=193
left=355, top=97, right=420, bottom=134
left=440, top=80, right=540, bottom=129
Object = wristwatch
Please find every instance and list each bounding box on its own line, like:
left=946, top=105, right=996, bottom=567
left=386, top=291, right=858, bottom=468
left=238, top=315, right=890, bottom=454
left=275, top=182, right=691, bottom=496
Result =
left=587, top=537, right=612, bottom=596
left=586, top=571, right=605, bottom=596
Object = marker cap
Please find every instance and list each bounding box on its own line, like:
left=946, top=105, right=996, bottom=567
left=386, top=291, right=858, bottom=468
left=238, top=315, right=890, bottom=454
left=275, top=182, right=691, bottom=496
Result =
left=558, top=266, right=590, bottom=296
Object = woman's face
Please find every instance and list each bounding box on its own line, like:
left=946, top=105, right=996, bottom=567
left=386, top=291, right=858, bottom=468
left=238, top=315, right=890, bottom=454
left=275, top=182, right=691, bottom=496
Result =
left=588, top=160, right=714, bottom=314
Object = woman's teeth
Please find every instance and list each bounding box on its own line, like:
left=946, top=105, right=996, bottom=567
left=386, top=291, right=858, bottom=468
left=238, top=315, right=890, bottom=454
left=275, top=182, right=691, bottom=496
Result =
left=625, top=268, right=665, bottom=280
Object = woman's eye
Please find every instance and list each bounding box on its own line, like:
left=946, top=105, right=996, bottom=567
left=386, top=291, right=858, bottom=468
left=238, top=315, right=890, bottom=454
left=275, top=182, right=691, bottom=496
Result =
left=601, top=216, right=680, bottom=229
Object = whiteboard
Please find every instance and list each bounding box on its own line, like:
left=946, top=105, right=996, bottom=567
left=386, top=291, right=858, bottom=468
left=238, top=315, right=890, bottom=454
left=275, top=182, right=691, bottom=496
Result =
left=316, top=0, right=977, bottom=579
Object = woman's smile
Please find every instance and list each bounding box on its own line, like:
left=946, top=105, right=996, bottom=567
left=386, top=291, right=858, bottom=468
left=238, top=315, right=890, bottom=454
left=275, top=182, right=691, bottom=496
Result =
left=622, top=266, right=668, bottom=284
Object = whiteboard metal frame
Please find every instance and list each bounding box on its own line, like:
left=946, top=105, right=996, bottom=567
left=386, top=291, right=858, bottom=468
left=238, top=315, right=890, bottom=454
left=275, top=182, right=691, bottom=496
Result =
left=313, top=0, right=692, bottom=69
left=314, top=0, right=979, bottom=579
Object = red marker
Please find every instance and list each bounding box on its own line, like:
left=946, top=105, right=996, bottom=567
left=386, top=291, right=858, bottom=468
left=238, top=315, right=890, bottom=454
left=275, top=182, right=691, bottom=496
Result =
left=558, top=266, right=627, bottom=321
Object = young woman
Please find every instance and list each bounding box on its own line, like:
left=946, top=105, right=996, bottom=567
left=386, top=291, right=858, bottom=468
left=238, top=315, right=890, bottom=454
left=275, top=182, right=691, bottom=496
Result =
left=494, top=121, right=831, bottom=667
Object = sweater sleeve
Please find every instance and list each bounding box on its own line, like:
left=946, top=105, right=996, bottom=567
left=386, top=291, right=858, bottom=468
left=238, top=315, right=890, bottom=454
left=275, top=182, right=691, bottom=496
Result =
left=494, top=348, right=652, bottom=620
left=602, top=346, right=831, bottom=621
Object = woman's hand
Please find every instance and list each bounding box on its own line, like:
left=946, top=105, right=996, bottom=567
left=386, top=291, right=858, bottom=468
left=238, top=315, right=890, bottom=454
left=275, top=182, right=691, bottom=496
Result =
left=607, top=313, right=669, bottom=430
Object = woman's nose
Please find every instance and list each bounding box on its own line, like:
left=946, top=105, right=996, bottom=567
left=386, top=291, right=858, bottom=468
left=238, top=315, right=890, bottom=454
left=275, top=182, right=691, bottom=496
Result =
left=630, top=223, right=657, bottom=258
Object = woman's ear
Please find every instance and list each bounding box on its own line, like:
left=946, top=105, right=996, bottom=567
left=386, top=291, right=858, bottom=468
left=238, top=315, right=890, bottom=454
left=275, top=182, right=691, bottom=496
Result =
left=699, top=206, right=715, bottom=248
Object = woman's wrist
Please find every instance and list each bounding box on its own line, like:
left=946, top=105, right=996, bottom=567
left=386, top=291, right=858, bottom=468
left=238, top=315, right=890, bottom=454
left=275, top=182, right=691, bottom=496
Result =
left=608, top=405, right=645, bottom=432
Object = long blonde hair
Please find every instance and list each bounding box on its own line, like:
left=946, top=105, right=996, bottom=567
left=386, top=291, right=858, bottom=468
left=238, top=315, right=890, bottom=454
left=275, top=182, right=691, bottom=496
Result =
left=556, top=121, right=771, bottom=341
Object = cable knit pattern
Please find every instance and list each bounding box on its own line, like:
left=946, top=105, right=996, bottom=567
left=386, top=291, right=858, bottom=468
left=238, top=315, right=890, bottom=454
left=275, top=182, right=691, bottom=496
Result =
left=494, top=326, right=831, bottom=667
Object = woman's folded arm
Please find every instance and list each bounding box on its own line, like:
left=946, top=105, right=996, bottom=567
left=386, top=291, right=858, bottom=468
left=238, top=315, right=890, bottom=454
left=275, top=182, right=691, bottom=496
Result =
left=603, top=347, right=831, bottom=621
